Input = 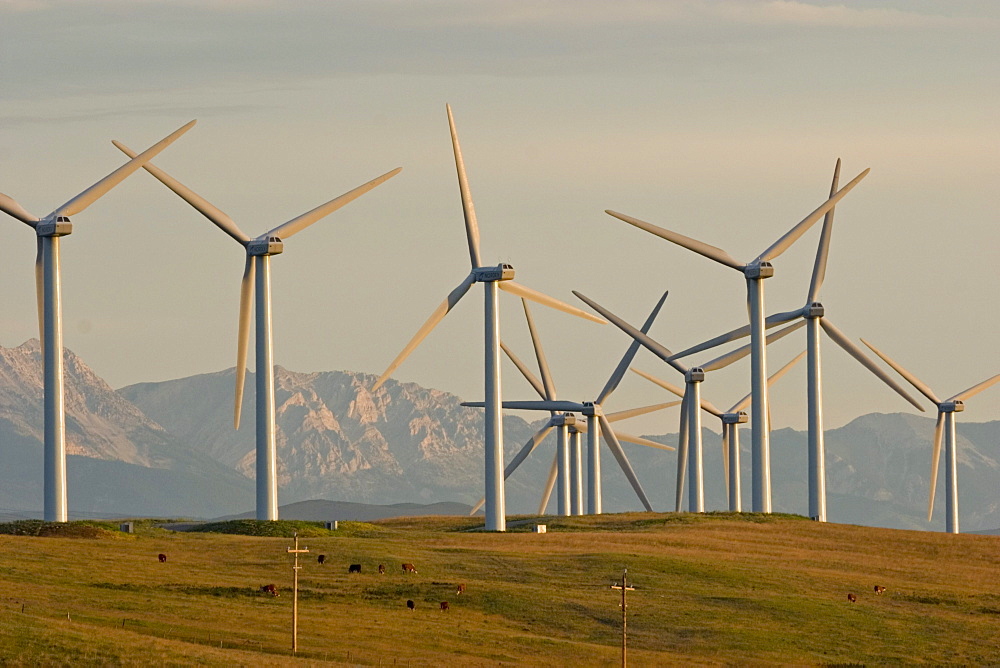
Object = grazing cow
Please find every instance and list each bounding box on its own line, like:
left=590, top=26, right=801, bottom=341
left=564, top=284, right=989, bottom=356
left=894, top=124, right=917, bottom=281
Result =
left=406, top=599, right=415, bottom=611
left=261, top=584, right=279, bottom=597
left=317, top=554, right=326, bottom=565
left=847, top=593, right=857, bottom=603
left=157, top=553, right=167, bottom=563
left=378, top=564, right=386, bottom=575
left=401, top=563, right=417, bottom=574
left=440, top=601, right=450, bottom=612
left=349, top=564, right=362, bottom=574
left=456, top=583, right=466, bottom=595
left=874, top=585, right=886, bottom=595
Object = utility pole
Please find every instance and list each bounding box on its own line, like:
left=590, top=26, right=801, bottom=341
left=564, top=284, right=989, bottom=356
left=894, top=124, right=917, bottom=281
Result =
left=287, top=533, right=309, bottom=654
left=610, top=569, right=635, bottom=668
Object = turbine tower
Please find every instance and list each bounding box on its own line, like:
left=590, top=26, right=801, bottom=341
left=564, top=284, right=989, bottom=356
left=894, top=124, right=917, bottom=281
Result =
left=574, top=291, right=803, bottom=513
left=371, top=105, right=604, bottom=532
left=633, top=350, right=806, bottom=512
left=660, top=161, right=923, bottom=521
left=114, top=140, right=401, bottom=521
left=861, top=339, right=1000, bottom=534
left=605, top=165, right=870, bottom=512
left=464, top=297, right=677, bottom=516
left=0, top=120, right=196, bottom=522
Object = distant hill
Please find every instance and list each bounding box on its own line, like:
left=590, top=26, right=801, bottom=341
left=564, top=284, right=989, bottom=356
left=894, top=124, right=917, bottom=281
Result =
left=215, top=499, right=473, bottom=522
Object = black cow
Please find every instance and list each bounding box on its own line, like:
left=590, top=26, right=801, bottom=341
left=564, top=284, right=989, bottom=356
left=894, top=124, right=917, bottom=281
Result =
left=157, top=553, right=167, bottom=563
left=349, top=563, right=362, bottom=574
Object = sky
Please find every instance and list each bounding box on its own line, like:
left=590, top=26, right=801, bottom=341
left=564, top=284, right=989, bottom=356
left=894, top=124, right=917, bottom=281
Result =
left=1, top=0, right=998, bottom=438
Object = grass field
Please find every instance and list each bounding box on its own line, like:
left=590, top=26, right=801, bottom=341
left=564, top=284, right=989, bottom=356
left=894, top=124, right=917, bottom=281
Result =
left=1, top=512, right=999, bottom=666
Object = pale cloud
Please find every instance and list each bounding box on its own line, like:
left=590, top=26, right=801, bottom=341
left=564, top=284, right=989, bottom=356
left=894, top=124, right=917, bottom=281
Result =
left=712, top=1, right=982, bottom=29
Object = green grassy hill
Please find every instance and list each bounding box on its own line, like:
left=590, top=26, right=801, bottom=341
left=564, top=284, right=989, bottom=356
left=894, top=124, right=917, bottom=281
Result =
left=2, top=513, right=999, bottom=665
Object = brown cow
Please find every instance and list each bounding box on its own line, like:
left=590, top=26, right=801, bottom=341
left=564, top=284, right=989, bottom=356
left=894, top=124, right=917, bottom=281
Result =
left=157, top=553, right=167, bottom=563
left=440, top=601, right=450, bottom=612
left=874, top=585, right=886, bottom=595
left=847, top=593, right=857, bottom=603
left=378, top=564, right=386, bottom=574
left=349, top=564, right=362, bottom=574
left=406, top=599, right=415, bottom=611
left=401, top=563, right=417, bottom=574
left=261, top=584, right=279, bottom=597
left=456, top=583, right=466, bottom=595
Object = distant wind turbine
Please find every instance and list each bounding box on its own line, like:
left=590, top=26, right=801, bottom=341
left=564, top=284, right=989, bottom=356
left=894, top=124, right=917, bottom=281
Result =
left=114, top=139, right=401, bottom=521
left=574, top=290, right=803, bottom=513
left=605, top=165, right=870, bottom=512
left=659, top=160, right=923, bottom=521
left=464, top=297, right=676, bottom=516
left=633, top=350, right=806, bottom=512
left=0, top=119, right=196, bottom=522
left=861, top=339, right=1000, bottom=534
left=370, top=105, right=604, bottom=532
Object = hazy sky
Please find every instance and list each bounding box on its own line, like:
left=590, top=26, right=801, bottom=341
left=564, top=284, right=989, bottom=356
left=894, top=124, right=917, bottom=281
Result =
left=1, top=0, right=998, bottom=436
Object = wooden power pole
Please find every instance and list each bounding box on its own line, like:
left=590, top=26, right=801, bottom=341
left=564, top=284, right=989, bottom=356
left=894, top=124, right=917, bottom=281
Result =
left=610, top=569, right=635, bottom=668
left=287, top=533, right=309, bottom=654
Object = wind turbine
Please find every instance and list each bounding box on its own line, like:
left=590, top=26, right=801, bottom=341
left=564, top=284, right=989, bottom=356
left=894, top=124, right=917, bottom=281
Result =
left=633, top=350, right=806, bottom=512
left=861, top=339, right=1000, bottom=534
left=0, top=119, right=196, bottom=522
left=464, top=296, right=677, bottom=516
left=605, top=165, right=870, bottom=512
left=574, top=290, right=803, bottom=513
left=657, top=160, right=924, bottom=521
left=114, top=140, right=401, bottom=521
left=370, top=105, right=603, bottom=532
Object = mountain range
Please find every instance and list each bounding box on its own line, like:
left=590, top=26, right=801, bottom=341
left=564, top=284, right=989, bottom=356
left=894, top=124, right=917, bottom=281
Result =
left=1, top=340, right=997, bottom=531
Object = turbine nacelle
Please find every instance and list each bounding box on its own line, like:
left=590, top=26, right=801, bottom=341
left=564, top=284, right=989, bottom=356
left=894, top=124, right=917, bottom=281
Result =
left=472, top=263, right=514, bottom=282
left=940, top=400, right=965, bottom=413
left=35, top=216, right=73, bottom=237
left=247, top=236, right=284, bottom=256
left=744, top=261, right=774, bottom=280
left=723, top=411, right=750, bottom=425
left=686, top=368, right=705, bottom=383
left=805, top=302, right=825, bottom=318
left=553, top=413, right=577, bottom=427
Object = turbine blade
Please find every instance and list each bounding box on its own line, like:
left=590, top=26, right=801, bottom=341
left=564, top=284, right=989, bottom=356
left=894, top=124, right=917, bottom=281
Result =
left=675, top=392, right=690, bottom=512
left=596, top=291, right=668, bottom=405
left=928, top=411, right=944, bottom=522
left=950, top=373, right=1000, bottom=403
left=860, top=337, right=940, bottom=406
left=505, top=422, right=557, bottom=481
left=665, top=308, right=803, bottom=362
left=539, top=452, right=559, bottom=514
left=521, top=300, right=557, bottom=400
left=446, top=104, right=482, bottom=269
left=266, top=167, right=402, bottom=240
left=469, top=497, right=485, bottom=515
left=757, top=167, right=869, bottom=262
left=604, top=401, right=682, bottom=423
left=700, top=320, right=805, bottom=372
left=599, top=413, right=653, bottom=511
left=631, top=368, right=685, bottom=399
left=806, top=159, right=841, bottom=303
left=606, top=210, right=744, bottom=271
left=112, top=140, right=250, bottom=244
left=500, top=281, right=606, bottom=324
left=234, top=255, right=255, bottom=429
left=573, top=292, right=685, bottom=374
left=35, top=237, right=44, bottom=352
left=372, top=273, right=476, bottom=390
left=55, top=120, right=196, bottom=217
left=611, top=429, right=675, bottom=451
left=727, top=350, right=804, bottom=414
left=817, top=326, right=926, bottom=411
left=500, top=341, right=547, bottom=400
left=461, top=401, right=587, bottom=412
left=0, top=193, right=39, bottom=225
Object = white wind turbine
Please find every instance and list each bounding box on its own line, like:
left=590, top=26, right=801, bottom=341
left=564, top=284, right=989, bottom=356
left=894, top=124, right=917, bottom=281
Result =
left=659, top=160, right=924, bottom=521
left=861, top=339, right=1000, bottom=534
left=370, top=105, right=604, bottom=532
left=574, top=290, right=803, bottom=514
left=633, top=351, right=806, bottom=512
left=464, top=296, right=677, bottom=516
left=114, top=140, right=401, bottom=521
left=0, top=120, right=196, bottom=522
left=606, top=165, right=870, bottom=512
